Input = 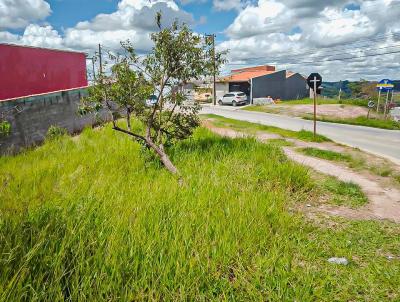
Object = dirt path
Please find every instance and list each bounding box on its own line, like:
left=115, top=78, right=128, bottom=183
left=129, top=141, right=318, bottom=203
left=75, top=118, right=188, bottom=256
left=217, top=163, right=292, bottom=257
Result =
left=284, top=148, right=400, bottom=222
left=204, top=123, right=400, bottom=223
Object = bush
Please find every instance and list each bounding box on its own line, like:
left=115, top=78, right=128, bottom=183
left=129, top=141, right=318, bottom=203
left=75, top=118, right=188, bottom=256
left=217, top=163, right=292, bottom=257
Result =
left=46, top=125, right=68, bottom=140
left=0, top=120, right=11, bottom=137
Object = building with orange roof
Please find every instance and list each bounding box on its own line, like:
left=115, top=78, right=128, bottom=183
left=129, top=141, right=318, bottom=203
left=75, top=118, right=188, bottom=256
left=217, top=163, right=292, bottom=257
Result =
left=215, top=65, right=308, bottom=104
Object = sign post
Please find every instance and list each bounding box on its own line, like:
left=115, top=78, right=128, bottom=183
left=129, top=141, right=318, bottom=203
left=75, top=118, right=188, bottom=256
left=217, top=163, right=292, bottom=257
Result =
left=377, top=89, right=381, bottom=113
left=384, top=90, right=390, bottom=118
left=307, top=73, right=322, bottom=139
left=367, top=101, right=375, bottom=119
left=376, top=79, right=394, bottom=115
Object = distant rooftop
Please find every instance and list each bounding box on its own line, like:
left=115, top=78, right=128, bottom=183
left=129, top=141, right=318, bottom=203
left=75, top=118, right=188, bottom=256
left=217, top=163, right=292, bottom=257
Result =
left=231, top=65, right=276, bottom=74
left=219, top=65, right=298, bottom=83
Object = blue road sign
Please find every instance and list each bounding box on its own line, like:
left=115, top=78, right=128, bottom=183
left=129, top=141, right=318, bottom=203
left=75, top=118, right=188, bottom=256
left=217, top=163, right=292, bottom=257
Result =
left=377, top=79, right=394, bottom=92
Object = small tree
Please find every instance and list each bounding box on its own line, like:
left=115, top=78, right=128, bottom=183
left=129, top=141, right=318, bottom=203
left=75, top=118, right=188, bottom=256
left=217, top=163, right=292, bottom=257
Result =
left=81, top=16, right=226, bottom=175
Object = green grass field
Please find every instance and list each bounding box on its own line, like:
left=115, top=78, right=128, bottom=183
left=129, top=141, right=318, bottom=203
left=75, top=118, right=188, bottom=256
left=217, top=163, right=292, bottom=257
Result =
left=320, top=176, right=368, bottom=208
left=1, top=123, right=400, bottom=301
left=299, top=147, right=353, bottom=162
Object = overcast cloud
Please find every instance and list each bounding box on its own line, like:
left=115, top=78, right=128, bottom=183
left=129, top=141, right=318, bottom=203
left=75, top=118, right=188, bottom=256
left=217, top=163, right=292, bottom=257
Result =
left=0, top=0, right=399, bottom=80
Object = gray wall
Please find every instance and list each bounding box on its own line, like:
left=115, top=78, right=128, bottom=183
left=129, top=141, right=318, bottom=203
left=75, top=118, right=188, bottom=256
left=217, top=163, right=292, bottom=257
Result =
left=251, top=71, right=308, bottom=101
left=0, top=88, right=101, bottom=154
left=251, top=70, right=286, bottom=100
left=285, top=74, right=308, bottom=100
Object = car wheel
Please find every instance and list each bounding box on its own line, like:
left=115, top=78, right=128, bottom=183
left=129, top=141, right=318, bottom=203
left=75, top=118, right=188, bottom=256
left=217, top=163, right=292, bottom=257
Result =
left=232, top=101, right=237, bottom=107
left=218, top=100, right=223, bottom=105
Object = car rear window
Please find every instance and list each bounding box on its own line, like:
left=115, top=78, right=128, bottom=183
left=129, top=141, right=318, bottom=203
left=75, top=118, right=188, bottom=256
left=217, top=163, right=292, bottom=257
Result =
left=237, top=93, right=246, bottom=96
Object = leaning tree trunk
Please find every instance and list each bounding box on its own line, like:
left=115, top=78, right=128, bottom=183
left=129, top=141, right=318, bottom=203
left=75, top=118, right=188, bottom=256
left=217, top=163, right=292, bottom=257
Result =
left=145, top=138, right=178, bottom=175
left=112, top=126, right=179, bottom=175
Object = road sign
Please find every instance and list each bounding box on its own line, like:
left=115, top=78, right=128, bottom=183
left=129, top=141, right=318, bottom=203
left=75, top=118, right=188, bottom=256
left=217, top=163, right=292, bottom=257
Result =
left=307, top=73, right=322, bottom=90
left=377, top=79, right=394, bottom=92
left=307, top=73, right=322, bottom=139
left=368, top=101, right=375, bottom=108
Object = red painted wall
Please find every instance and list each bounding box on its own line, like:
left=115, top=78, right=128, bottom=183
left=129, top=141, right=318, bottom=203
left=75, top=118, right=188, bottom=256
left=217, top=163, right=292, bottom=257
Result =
left=0, top=44, right=88, bottom=100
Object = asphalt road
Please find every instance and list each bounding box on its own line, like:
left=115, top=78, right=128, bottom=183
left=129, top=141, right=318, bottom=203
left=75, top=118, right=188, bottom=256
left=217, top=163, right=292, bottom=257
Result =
left=202, top=105, right=400, bottom=164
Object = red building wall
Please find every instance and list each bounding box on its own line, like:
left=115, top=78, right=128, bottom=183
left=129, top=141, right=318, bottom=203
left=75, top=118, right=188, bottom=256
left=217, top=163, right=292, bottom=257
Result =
left=0, top=44, right=88, bottom=100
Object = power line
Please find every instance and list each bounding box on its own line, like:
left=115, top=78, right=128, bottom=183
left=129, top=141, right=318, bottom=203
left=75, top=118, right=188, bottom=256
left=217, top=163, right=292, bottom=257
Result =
left=226, top=48, right=400, bottom=67
left=227, top=32, right=400, bottom=64
left=233, top=43, right=400, bottom=66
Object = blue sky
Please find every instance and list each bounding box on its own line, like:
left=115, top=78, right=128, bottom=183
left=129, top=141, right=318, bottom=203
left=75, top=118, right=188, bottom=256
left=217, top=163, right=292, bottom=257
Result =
left=46, top=0, right=121, bottom=31
left=44, top=0, right=236, bottom=42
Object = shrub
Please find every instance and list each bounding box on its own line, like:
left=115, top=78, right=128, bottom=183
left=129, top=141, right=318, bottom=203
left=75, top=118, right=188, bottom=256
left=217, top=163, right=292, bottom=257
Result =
left=46, top=125, right=68, bottom=140
left=0, top=120, right=11, bottom=137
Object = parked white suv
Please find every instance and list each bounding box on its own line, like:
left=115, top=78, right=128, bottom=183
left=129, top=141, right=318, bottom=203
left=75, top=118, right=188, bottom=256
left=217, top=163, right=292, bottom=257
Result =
left=218, top=92, right=247, bottom=106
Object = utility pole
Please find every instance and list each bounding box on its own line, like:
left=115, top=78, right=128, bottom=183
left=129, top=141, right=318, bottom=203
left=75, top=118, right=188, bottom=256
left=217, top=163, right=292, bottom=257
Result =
left=338, top=80, right=342, bottom=100
left=92, top=57, right=96, bottom=80
left=98, top=44, right=103, bottom=74
left=206, top=34, right=216, bottom=106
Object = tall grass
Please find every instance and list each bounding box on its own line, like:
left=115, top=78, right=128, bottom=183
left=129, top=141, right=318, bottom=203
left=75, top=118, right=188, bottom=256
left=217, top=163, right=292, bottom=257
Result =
left=0, top=124, right=399, bottom=301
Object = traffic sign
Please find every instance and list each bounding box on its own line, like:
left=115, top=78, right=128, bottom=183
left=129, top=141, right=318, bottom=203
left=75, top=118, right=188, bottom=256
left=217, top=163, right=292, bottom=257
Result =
left=307, top=73, right=322, bottom=90
left=368, top=101, right=375, bottom=108
left=377, top=79, right=394, bottom=92
left=307, top=73, right=322, bottom=139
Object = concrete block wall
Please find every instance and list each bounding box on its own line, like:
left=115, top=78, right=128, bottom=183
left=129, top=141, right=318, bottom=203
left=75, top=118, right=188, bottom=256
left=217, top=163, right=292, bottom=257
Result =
left=0, top=88, right=101, bottom=154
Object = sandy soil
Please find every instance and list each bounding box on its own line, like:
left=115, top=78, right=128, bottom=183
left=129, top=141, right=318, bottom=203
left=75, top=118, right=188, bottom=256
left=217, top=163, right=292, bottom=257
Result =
left=271, top=104, right=373, bottom=119
left=203, top=121, right=400, bottom=223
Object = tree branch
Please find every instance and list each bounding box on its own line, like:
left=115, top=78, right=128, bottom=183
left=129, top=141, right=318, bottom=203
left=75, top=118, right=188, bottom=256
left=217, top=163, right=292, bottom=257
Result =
left=113, top=126, right=146, bottom=141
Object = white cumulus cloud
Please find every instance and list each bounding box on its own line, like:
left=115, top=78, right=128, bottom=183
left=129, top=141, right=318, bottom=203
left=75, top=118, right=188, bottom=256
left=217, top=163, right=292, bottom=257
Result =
left=0, top=0, right=51, bottom=30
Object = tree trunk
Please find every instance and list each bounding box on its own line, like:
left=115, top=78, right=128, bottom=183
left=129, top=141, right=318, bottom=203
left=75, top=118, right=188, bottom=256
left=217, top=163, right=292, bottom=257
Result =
left=126, top=110, right=132, bottom=132
left=112, top=126, right=179, bottom=176
left=145, top=138, right=179, bottom=175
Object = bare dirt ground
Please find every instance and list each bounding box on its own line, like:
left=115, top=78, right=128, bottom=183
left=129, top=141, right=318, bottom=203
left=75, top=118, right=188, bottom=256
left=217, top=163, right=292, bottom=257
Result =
left=263, top=104, right=374, bottom=119
left=203, top=120, right=400, bottom=223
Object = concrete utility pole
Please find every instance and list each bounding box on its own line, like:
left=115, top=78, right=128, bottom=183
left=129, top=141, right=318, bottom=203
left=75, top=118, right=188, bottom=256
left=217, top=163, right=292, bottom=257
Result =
left=98, top=44, right=103, bottom=74
left=338, top=80, right=342, bottom=100
left=206, top=34, right=217, bottom=106
left=92, top=57, right=96, bottom=80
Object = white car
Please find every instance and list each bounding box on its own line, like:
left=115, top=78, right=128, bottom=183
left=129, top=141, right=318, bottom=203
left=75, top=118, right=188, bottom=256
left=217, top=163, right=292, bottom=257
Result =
left=218, top=92, right=247, bottom=106
left=145, top=95, right=158, bottom=107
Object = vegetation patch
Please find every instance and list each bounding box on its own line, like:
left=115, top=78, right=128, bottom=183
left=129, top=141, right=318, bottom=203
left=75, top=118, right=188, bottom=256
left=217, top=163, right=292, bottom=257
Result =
left=0, top=120, right=11, bottom=137
left=299, top=147, right=352, bottom=162
left=267, top=138, right=294, bottom=147
left=1, top=125, right=399, bottom=300
left=203, top=114, right=330, bottom=142
left=46, top=125, right=68, bottom=140
left=320, top=176, right=368, bottom=208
